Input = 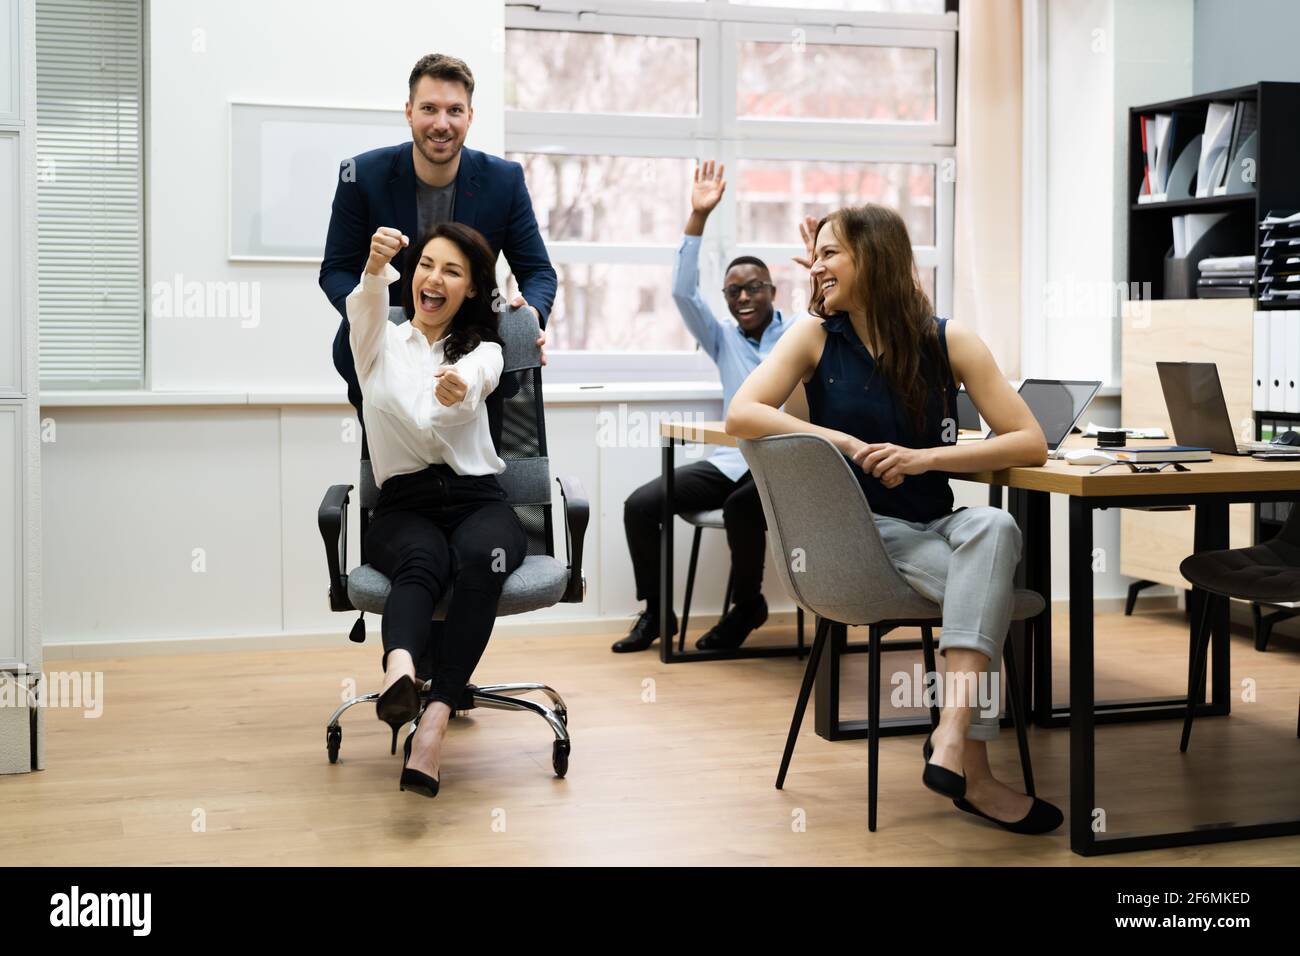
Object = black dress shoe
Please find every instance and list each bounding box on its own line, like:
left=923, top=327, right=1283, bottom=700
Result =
left=376, top=674, right=421, bottom=755
left=953, top=796, right=1063, bottom=834
left=399, top=730, right=439, bottom=799
left=921, top=733, right=966, bottom=799
left=695, top=595, right=768, bottom=650
left=611, top=610, right=677, bottom=653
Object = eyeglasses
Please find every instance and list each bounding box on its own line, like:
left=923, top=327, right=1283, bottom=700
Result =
left=722, top=281, right=774, bottom=299
left=1090, top=460, right=1191, bottom=475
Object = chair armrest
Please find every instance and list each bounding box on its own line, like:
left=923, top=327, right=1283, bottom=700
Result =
left=555, top=475, right=589, bottom=603
left=318, top=483, right=355, bottom=612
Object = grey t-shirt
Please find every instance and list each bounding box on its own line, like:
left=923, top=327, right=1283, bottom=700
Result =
left=415, top=177, right=456, bottom=238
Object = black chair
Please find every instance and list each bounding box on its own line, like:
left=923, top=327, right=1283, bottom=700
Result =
left=318, top=305, right=589, bottom=777
left=677, top=509, right=805, bottom=653
left=1179, top=503, right=1300, bottom=750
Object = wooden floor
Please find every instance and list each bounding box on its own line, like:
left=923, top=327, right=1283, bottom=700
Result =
left=3, top=607, right=1299, bottom=866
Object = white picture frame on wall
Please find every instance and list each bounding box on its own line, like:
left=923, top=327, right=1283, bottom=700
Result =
left=228, top=101, right=408, bottom=262
left=0, top=0, right=19, bottom=124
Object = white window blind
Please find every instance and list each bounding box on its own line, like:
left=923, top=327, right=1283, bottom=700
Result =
left=36, top=0, right=143, bottom=388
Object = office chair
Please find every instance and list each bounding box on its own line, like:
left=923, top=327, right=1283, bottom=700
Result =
left=678, top=509, right=805, bottom=653
left=739, top=433, right=1044, bottom=831
left=318, top=305, right=589, bottom=778
left=1178, top=503, right=1300, bottom=750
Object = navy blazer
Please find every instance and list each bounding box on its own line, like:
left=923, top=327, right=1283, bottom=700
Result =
left=320, top=143, right=557, bottom=413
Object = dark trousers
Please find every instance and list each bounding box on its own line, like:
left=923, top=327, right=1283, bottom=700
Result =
left=364, top=464, right=527, bottom=709
left=623, top=460, right=768, bottom=607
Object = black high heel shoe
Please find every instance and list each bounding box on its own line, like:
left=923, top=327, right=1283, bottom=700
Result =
left=376, top=674, right=420, bottom=755
left=399, top=730, right=440, bottom=798
left=921, top=732, right=966, bottom=799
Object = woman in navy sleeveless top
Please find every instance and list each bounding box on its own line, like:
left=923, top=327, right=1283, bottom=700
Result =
left=728, top=204, right=1062, bottom=835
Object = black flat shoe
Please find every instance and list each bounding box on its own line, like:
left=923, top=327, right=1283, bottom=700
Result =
left=921, top=733, right=966, bottom=799
left=611, top=610, right=677, bottom=653
left=376, top=674, right=421, bottom=755
left=399, top=730, right=440, bottom=799
left=953, top=796, right=1063, bottom=835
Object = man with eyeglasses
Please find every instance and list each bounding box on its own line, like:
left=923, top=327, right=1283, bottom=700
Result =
left=614, top=161, right=793, bottom=653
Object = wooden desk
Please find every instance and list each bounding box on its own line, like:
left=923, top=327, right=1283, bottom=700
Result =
left=661, top=420, right=1300, bottom=856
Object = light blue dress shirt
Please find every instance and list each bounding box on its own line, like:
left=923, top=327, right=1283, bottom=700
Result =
left=671, top=234, right=791, bottom=482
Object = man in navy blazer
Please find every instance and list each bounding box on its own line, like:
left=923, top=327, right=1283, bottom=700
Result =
left=320, top=54, right=557, bottom=426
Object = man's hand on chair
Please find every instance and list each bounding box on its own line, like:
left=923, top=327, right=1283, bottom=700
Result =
left=510, top=294, right=547, bottom=366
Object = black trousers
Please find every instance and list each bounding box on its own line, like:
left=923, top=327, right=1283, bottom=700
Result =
left=623, top=460, right=768, bottom=607
left=364, top=464, right=527, bottom=709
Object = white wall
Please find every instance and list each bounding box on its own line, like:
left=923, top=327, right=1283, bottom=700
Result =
left=39, top=390, right=808, bottom=651
left=146, top=0, right=504, bottom=393
left=1036, top=0, right=1192, bottom=386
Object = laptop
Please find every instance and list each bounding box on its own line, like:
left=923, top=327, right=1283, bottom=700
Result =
left=984, top=379, right=1102, bottom=455
left=1156, top=361, right=1277, bottom=455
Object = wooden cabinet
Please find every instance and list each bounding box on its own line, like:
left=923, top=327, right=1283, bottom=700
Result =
left=1119, top=299, right=1255, bottom=589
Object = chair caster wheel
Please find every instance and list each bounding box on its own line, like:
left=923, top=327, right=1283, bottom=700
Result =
left=552, top=739, right=570, bottom=778
left=326, top=726, right=342, bottom=764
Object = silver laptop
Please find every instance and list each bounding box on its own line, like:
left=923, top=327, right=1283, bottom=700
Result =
left=1156, top=361, right=1277, bottom=455
left=985, top=379, right=1102, bottom=457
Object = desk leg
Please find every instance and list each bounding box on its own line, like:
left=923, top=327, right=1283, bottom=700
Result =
left=1068, top=497, right=1097, bottom=854
left=1027, top=490, right=1053, bottom=726
left=659, top=439, right=675, bottom=665
left=1007, top=488, right=1032, bottom=721
left=1192, top=501, right=1231, bottom=713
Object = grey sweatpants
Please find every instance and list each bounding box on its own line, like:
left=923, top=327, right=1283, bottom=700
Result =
left=873, top=506, right=1022, bottom=741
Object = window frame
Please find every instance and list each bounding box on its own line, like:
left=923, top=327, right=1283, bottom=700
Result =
left=505, top=0, right=957, bottom=381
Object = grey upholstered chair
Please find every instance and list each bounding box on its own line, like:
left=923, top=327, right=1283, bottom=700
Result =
left=318, top=305, right=589, bottom=778
left=738, top=432, right=1045, bottom=831
left=1179, top=503, right=1300, bottom=749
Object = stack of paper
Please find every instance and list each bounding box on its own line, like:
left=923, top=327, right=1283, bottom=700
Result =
left=1259, top=212, right=1300, bottom=303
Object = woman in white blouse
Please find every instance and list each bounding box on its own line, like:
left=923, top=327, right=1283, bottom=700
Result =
left=347, top=222, right=527, bottom=799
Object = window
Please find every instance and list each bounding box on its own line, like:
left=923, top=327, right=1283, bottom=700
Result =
left=36, top=0, right=144, bottom=388
left=505, top=0, right=955, bottom=378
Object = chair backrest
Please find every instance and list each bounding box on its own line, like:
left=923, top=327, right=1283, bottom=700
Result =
left=738, top=433, right=926, bottom=624
left=358, top=305, right=554, bottom=558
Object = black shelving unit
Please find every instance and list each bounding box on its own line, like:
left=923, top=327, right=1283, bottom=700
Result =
left=1128, top=84, right=1300, bottom=651
left=1127, top=82, right=1300, bottom=301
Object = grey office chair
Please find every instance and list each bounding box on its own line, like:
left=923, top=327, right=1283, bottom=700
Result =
left=739, top=433, right=1045, bottom=831
left=318, top=305, right=589, bottom=778
left=1178, top=503, right=1300, bottom=749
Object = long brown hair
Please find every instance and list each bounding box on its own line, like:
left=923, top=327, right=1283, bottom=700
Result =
left=809, top=204, right=951, bottom=436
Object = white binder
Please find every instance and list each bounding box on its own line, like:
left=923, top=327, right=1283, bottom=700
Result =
left=1288, top=311, right=1300, bottom=414
left=1254, top=310, right=1269, bottom=410
left=1270, top=311, right=1287, bottom=411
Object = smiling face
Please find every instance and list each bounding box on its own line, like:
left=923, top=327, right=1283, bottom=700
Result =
left=411, top=236, right=476, bottom=326
left=723, top=263, right=775, bottom=335
left=406, top=76, right=473, bottom=168
left=810, top=218, right=858, bottom=315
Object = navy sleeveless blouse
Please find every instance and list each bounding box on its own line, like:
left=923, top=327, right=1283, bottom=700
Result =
left=805, top=313, right=960, bottom=523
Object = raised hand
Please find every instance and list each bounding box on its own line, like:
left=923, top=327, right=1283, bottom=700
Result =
left=791, top=214, right=819, bottom=270
left=365, top=226, right=408, bottom=276
left=691, top=160, right=726, bottom=214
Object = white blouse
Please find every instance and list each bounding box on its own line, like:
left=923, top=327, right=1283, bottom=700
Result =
left=346, top=264, right=505, bottom=487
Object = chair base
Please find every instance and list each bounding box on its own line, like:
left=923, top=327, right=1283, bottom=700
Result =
left=325, top=681, right=571, bottom=777
left=776, top=616, right=1036, bottom=832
